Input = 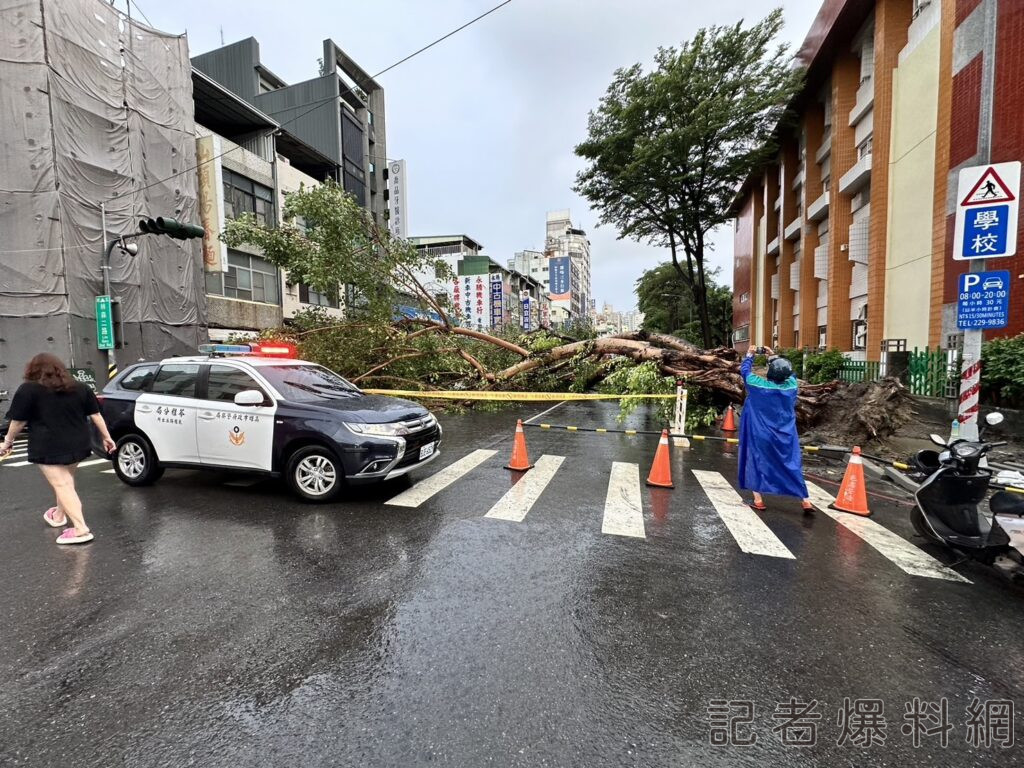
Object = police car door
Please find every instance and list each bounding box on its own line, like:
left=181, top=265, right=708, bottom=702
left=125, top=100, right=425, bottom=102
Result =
left=195, top=363, right=277, bottom=470
left=134, top=362, right=201, bottom=463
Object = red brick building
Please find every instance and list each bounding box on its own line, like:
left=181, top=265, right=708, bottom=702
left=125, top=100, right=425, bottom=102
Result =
left=732, top=0, right=1024, bottom=357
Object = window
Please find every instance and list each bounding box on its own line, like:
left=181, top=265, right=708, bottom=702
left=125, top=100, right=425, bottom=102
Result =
left=118, top=364, right=158, bottom=391
left=258, top=365, right=360, bottom=403
left=852, top=318, right=868, bottom=351
left=206, top=365, right=268, bottom=403
left=858, top=137, right=873, bottom=160
left=343, top=170, right=366, bottom=208
left=299, top=283, right=339, bottom=309
left=817, top=325, right=827, bottom=350
left=739, top=291, right=750, bottom=304
left=150, top=363, right=200, bottom=398
left=733, top=325, right=750, bottom=342
left=207, top=251, right=280, bottom=304
left=222, top=169, right=274, bottom=226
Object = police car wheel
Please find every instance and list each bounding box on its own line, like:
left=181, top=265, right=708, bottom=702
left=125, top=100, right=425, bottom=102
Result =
left=287, top=446, right=343, bottom=502
left=114, top=434, right=164, bottom=486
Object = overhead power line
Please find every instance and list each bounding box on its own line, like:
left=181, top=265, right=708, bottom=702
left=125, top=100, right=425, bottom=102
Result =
left=110, top=0, right=514, bottom=203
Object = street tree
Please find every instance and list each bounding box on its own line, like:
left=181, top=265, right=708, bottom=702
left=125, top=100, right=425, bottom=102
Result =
left=635, top=262, right=732, bottom=346
left=221, top=179, right=450, bottom=326
left=575, top=9, right=803, bottom=347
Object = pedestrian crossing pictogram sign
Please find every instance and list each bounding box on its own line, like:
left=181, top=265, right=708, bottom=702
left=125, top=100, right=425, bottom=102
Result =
left=954, top=161, right=1020, bottom=261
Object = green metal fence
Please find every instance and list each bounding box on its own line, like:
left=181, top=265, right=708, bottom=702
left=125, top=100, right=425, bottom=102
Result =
left=837, top=347, right=954, bottom=398
left=908, top=347, right=954, bottom=398
left=838, top=360, right=881, bottom=383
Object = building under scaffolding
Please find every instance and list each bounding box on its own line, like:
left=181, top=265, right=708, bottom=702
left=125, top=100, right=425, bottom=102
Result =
left=0, top=0, right=204, bottom=392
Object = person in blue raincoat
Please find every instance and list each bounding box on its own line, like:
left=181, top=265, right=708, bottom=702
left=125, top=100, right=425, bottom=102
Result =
left=737, top=346, right=816, bottom=513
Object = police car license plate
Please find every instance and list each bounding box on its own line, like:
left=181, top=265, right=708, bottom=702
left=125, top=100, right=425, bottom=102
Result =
left=419, top=442, right=435, bottom=460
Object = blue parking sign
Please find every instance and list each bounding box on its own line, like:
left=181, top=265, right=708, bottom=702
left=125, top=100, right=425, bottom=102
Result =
left=961, top=205, right=1010, bottom=258
left=956, top=270, right=1010, bottom=329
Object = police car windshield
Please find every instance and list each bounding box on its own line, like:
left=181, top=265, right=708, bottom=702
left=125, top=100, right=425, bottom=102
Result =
left=260, top=365, right=361, bottom=402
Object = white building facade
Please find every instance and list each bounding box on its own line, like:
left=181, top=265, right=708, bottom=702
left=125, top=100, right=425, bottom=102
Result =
left=544, top=210, right=591, bottom=325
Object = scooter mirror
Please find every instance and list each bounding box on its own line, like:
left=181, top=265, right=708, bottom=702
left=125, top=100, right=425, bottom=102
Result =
left=985, top=412, right=1005, bottom=426
left=930, top=434, right=947, bottom=447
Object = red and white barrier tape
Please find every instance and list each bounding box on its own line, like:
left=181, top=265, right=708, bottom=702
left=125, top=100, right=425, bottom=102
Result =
left=958, top=359, right=982, bottom=424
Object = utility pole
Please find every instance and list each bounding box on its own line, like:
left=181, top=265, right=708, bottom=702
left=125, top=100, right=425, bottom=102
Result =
left=957, top=1, right=999, bottom=441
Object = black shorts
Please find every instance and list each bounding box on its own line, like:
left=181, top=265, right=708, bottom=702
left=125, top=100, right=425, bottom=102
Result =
left=29, top=449, right=93, bottom=466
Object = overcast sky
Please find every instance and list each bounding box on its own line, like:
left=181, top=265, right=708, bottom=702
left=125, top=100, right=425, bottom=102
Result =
left=132, top=0, right=823, bottom=312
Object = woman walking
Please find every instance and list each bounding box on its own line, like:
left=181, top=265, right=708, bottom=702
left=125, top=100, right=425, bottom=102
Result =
left=0, top=354, right=116, bottom=544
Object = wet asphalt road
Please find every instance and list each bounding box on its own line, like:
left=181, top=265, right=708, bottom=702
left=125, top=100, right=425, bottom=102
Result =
left=1, top=401, right=1023, bottom=767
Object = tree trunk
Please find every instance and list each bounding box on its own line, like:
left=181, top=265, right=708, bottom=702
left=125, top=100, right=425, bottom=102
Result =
left=693, top=231, right=713, bottom=349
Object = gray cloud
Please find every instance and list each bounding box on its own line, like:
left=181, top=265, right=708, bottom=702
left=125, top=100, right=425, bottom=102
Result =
left=136, top=0, right=822, bottom=310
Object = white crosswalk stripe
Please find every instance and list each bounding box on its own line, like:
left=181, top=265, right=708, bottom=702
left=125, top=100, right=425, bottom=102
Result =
left=386, top=449, right=497, bottom=508
left=77, top=459, right=110, bottom=469
left=602, top=462, right=645, bottom=538
left=485, top=455, right=565, bottom=523
left=691, top=470, right=796, bottom=559
left=805, top=482, right=970, bottom=583
left=101, top=469, right=115, bottom=474
left=3, top=461, right=31, bottom=467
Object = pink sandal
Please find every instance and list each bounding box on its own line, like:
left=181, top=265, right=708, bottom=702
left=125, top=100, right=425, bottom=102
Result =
left=56, top=528, right=94, bottom=545
left=43, top=507, right=67, bottom=528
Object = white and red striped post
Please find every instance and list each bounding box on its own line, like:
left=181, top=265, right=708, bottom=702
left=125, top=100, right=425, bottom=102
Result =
left=957, top=356, right=982, bottom=440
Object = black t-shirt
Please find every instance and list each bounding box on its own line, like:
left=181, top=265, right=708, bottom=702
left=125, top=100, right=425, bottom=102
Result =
left=8, top=382, right=100, bottom=460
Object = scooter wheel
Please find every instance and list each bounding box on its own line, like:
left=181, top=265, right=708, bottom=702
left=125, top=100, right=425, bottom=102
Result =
left=911, top=506, right=940, bottom=542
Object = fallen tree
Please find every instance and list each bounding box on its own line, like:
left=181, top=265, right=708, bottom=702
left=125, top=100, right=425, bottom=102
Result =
left=219, top=181, right=843, bottom=428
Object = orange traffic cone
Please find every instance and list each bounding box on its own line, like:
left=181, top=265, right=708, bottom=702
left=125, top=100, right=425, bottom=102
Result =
left=829, top=446, right=871, bottom=516
left=722, top=405, right=738, bottom=432
left=646, top=429, right=674, bottom=488
left=505, top=419, right=534, bottom=471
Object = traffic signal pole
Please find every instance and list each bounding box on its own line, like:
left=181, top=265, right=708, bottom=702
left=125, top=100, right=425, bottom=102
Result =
left=100, top=203, right=116, bottom=382
left=97, top=206, right=204, bottom=382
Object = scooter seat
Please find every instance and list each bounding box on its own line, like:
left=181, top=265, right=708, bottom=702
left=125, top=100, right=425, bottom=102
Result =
left=991, top=491, right=1024, bottom=517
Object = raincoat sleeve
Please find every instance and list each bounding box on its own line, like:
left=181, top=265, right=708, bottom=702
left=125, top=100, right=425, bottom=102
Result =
left=740, top=355, right=754, bottom=381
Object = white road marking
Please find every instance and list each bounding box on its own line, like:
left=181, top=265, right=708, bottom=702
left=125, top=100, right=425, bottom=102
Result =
left=77, top=459, right=110, bottom=468
left=692, top=470, right=795, bottom=559
left=5, top=453, right=27, bottom=460
left=385, top=449, right=498, bottom=508
left=602, top=462, right=645, bottom=538
left=484, top=455, right=565, bottom=522
left=523, top=400, right=567, bottom=425
left=805, top=482, right=970, bottom=583
left=3, top=461, right=31, bottom=467
left=101, top=469, right=116, bottom=474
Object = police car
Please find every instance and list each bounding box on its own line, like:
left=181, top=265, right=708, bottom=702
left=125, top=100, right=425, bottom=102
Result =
left=96, top=343, right=441, bottom=502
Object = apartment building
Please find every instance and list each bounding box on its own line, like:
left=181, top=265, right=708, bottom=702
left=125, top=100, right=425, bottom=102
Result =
left=192, top=37, right=385, bottom=337
left=731, top=0, right=1024, bottom=359
left=545, top=211, right=592, bottom=324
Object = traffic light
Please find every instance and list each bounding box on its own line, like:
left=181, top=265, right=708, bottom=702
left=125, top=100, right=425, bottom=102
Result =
left=138, top=216, right=205, bottom=240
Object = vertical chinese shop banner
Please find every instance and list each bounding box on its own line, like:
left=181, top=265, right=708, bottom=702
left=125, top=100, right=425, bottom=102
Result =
left=489, top=273, right=504, bottom=330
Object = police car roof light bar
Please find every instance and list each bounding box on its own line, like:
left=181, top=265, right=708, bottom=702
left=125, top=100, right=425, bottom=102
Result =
left=198, top=343, right=253, bottom=357
left=250, top=342, right=296, bottom=358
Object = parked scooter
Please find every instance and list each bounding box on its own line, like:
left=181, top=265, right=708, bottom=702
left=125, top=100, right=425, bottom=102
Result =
left=911, top=412, right=1024, bottom=579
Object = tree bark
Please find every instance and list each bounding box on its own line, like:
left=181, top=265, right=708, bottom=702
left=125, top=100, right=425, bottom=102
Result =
left=693, top=229, right=713, bottom=348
